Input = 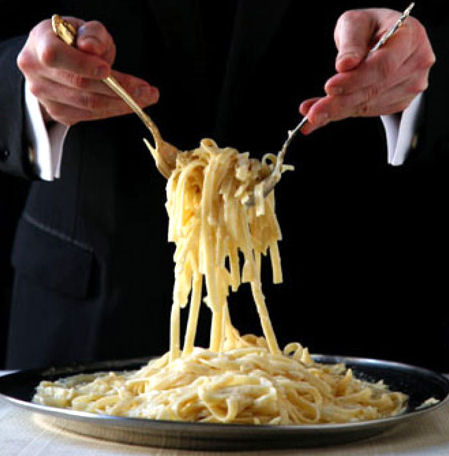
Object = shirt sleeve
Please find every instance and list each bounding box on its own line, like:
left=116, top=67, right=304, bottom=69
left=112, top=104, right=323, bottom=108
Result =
left=381, top=92, right=423, bottom=167
left=24, top=80, right=69, bottom=181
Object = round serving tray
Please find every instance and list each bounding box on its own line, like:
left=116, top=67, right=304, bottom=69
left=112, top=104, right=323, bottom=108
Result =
left=1, top=355, right=448, bottom=450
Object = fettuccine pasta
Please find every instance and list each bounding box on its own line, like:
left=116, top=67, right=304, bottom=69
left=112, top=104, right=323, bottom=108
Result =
left=33, top=139, right=407, bottom=424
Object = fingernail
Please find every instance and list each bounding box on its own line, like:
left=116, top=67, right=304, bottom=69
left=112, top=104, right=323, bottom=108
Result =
left=133, top=86, right=144, bottom=98
left=77, top=29, right=104, bottom=52
left=134, top=86, right=153, bottom=98
left=337, top=51, right=359, bottom=62
left=81, top=35, right=101, bottom=47
left=150, top=87, right=160, bottom=100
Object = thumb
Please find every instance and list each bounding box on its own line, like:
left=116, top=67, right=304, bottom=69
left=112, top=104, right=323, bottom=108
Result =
left=334, top=10, right=376, bottom=72
left=76, top=21, right=115, bottom=64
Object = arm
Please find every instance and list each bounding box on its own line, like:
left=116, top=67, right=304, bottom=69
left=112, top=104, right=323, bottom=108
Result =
left=0, top=16, right=159, bottom=180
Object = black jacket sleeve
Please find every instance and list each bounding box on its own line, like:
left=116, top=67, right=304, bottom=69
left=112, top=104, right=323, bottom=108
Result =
left=0, top=35, right=37, bottom=179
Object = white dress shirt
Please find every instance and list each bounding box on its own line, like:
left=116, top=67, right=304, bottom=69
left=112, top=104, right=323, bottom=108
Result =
left=24, top=83, right=423, bottom=180
left=24, top=80, right=68, bottom=180
left=381, top=92, right=423, bottom=166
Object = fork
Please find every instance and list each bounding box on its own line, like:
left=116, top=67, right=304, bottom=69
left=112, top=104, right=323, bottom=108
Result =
left=244, top=2, right=415, bottom=207
left=51, top=14, right=178, bottom=178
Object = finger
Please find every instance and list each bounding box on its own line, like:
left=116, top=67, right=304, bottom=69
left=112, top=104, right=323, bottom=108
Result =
left=334, top=10, right=377, bottom=72
left=41, top=99, right=102, bottom=125
left=50, top=16, right=113, bottom=59
left=36, top=28, right=111, bottom=79
left=326, top=68, right=415, bottom=116
left=30, top=75, right=159, bottom=115
left=309, top=75, right=421, bottom=124
left=299, top=97, right=320, bottom=116
left=328, top=19, right=418, bottom=96
left=42, top=93, right=158, bottom=126
left=299, top=96, right=331, bottom=135
left=76, top=20, right=116, bottom=64
left=45, top=67, right=158, bottom=100
left=300, top=121, right=320, bottom=136
left=325, top=46, right=414, bottom=98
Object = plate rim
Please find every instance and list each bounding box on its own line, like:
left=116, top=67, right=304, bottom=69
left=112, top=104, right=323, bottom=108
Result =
left=1, top=353, right=448, bottom=434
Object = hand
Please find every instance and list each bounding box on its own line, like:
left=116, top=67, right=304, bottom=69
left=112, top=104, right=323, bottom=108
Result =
left=17, top=17, right=159, bottom=126
left=299, top=8, right=435, bottom=134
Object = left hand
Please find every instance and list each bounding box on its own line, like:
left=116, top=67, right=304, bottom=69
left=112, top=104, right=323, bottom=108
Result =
left=299, top=8, right=435, bottom=134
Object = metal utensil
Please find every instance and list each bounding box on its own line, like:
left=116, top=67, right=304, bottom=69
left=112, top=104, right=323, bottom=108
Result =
left=51, top=14, right=178, bottom=178
left=245, top=2, right=415, bottom=207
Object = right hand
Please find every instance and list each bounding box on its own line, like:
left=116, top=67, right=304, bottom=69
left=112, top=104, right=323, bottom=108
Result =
left=17, top=17, right=159, bottom=126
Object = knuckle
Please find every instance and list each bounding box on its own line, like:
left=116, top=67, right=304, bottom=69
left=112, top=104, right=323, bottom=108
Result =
left=16, top=49, right=33, bottom=72
left=65, top=72, right=89, bottom=89
left=81, top=20, right=110, bottom=46
left=43, top=104, right=60, bottom=121
left=340, top=9, right=365, bottom=24
left=28, top=81, right=43, bottom=98
left=78, top=93, right=101, bottom=111
left=412, top=19, right=427, bottom=42
left=419, top=50, right=436, bottom=71
left=364, top=84, right=380, bottom=103
left=38, top=41, right=57, bottom=67
left=335, top=10, right=359, bottom=38
left=377, top=55, right=394, bottom=80
left=356, top=102, right=370, bottom=117
left=408, top=78, right=428, bottom=95
left=411, top=22, right=436, bottom=69
left=29, top=19, right=50, bottom=40
left=428, top=50, right=437, bottom=68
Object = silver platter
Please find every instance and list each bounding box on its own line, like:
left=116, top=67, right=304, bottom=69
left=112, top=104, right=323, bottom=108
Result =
left=1, top=355, right=448, bottom=450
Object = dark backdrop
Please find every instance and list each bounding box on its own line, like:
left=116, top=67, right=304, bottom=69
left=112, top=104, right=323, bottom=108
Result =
left=1, top=1, right=448, bottom=370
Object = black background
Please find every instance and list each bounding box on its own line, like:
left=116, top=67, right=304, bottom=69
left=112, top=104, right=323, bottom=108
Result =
left=1, top=1, right=448, bottom=370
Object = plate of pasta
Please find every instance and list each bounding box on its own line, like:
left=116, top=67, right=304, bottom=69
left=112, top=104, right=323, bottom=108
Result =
left=0, top=354, right=448, bottom=450
left=1, top=138, right=448, bottom=449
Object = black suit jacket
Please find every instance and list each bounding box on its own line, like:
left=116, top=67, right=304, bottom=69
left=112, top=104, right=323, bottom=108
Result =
left=1, top=0, right=448, bottom=370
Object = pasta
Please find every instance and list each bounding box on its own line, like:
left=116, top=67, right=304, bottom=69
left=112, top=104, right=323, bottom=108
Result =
left=33, top=139, right=408, bottom=424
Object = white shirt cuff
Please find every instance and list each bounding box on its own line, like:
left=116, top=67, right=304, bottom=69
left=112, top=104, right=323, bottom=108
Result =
left=381, top=92, right=423, bottom=166
left=24, top=80, right=69, bottom=180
